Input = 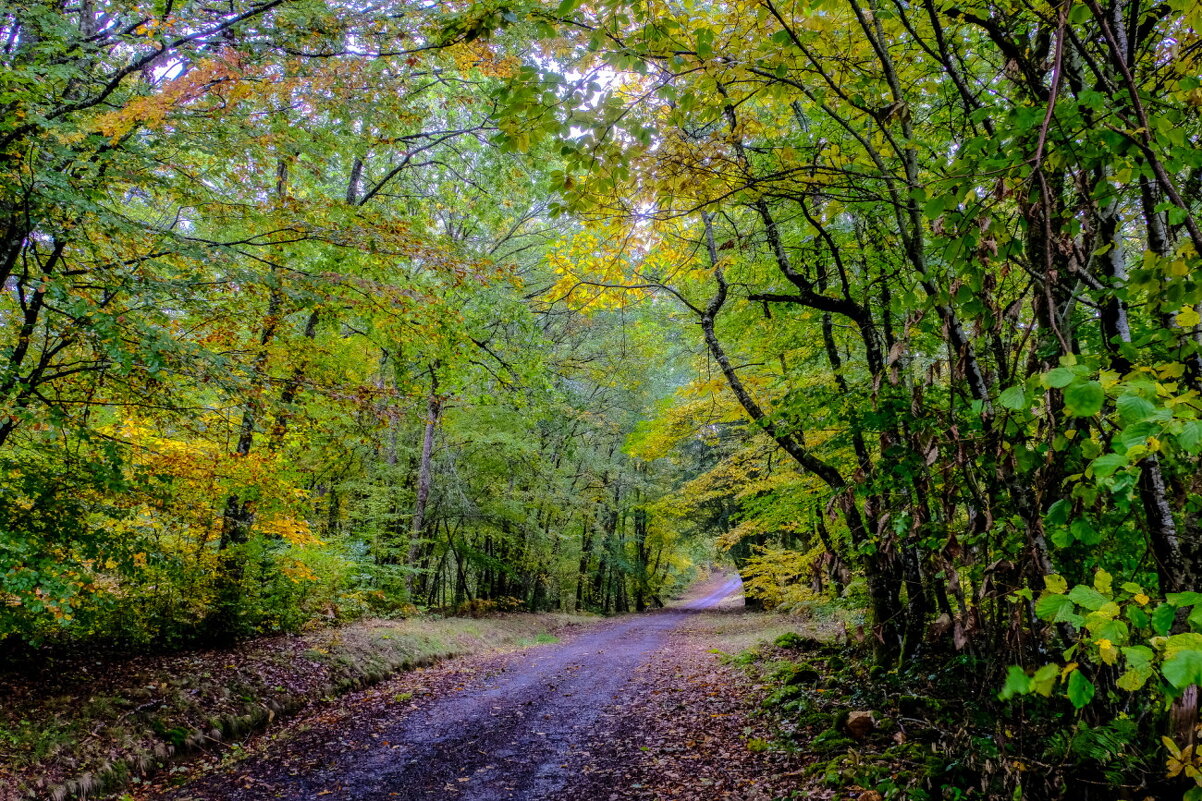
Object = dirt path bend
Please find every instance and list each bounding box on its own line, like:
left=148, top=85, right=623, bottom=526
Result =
left=149, top=575, right=744, bottom=801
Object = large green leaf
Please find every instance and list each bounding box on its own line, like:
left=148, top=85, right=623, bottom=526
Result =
left=1090, top=453, right=1127, bottom=477
left=1067, top=669, right=1095, bottom=708
left=1116, top=393, right=1156, bottom=423
left=1067, top=585, right=1109, bottom=611
left=1117, top=666, right=1154, bottom=691
left=1163, top=648, right=1202, bottom=689
left=1045, top=367, right=1075, bottom=388
left=999, top=665, right=1032, bottom=700
left=1152, top=604, right=1178, bottom=636
left=999, top=385, right=1028, bottom=411
left=1177, top=420, right=1202, bottom=454
left=1063, top=381, right=1105, bottom=417
left=1036, top=594, right=1083, bottom=626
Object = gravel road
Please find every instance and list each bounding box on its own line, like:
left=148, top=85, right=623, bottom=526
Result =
left=153, top=575, right=744, bottom=801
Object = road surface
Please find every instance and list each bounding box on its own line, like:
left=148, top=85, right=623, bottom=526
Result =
left=153, top=575, right=744, bottom=801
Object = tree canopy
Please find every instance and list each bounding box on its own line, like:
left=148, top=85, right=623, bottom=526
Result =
left=3, top=0, right=1202, bottom=795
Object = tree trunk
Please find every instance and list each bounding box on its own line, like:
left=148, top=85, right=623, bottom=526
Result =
left=406, top=363, right=441, bottom=600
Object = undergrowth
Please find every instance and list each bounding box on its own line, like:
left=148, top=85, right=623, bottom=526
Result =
left=738, top=633, right=1178, bottom=801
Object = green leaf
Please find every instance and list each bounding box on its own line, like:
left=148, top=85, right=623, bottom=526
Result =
left=1177, top=421, right=1202, bottom=454
left=1067, top=585, right=1109, bottom=611
left=1036, top=593, right=1082, bottom=626
left=1050, top=527, right=1072, bottom=548
left=1091, top=453, right=1127, bottom=477
left=1165, top=633, right=1202, bottom=657
left=1088, top=618, right=1129, bottom=644
left=1063, top=381, right=1105, bottom=417
left=1045, top=367, right=1075, bottom=388
left=1032, top=663, right=1059, bottom=696
left=1168, top=592, right=1202, bottom=607
left=1116, top=393, right=1156, bottom=423
left=1152, top=603, right=1178, bottom=635
left=1070, top=518, right=1101, bottom=545
left=1163, top=648, right=1202, bottom=689
left=923, top=194, right=951, bottom=218
left=999, top=385, right=1028, bottom=411
left=1045, top=500, right=1070, bottom=526
left=1117, top=666, right=1154, bottom=691
left=1123, top=645, right=1154, bottom=670
left=1120, top=421, right=1159, bottom=450
left=999, top=665, right=1032, bottom=700
left=1127, top=605, right=1149, bottom=628
left=1044, top=574, right=1068, bottom=594
left=1067, top=669, right=1095, bottom=708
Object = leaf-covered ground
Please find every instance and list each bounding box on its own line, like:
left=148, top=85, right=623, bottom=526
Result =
left=559, top=597, right=821, bottom=800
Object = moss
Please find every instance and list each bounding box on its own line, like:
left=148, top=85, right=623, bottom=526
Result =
left=793, top=709, right=831, bottom=729
left=775, top=631, right=826, bottom=650
left=747, top=737, right=772, bottom=753
left=763, top=683, right=807, bottom=708
left=784, top=665, right=822, bottom=686
left=811, top=728, right=855, bottom=754
left=896, top=693, right=944, bottom=718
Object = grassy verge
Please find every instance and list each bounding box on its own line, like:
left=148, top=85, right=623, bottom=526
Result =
left=0, top=613, right=596, bottom=801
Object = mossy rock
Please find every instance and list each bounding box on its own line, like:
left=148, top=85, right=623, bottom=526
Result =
left=897, top=694, right=941, bottom=718
left=785, top=665, right=822, bottom=686
left=774, top=632, right=824, bottom=650
left=811, top=728, right=855, bottom=754
left=794, top=710, right=832, bottom=729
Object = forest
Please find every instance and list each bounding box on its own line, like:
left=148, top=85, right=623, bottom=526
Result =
left=1, top=0, right=1201, bottom=798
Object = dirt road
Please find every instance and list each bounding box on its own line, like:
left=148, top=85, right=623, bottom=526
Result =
left=149, top=575, right=745, bottom=801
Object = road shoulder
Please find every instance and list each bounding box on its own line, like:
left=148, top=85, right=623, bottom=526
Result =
left=558, top=601, right=816, bottom=801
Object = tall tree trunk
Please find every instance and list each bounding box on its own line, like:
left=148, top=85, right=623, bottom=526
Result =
left=406, top=363, right=442, bottom=600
